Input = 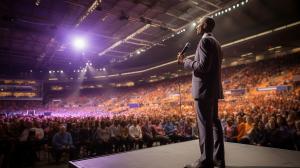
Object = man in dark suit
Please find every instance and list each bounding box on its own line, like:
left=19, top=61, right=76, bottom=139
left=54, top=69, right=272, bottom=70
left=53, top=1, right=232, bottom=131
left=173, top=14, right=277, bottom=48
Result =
left=178, top=16, right=225, bottom=168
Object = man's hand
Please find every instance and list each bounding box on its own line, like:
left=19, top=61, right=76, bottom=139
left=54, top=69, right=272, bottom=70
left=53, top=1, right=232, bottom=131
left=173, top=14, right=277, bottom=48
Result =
left=177, top=52, right=185, bottom=64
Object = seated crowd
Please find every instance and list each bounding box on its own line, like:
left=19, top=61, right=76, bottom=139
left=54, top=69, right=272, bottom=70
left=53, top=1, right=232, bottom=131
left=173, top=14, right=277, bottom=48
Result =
left=0, top=55, right=300, bottom=167
left=0, top=114, right=198, bottom=167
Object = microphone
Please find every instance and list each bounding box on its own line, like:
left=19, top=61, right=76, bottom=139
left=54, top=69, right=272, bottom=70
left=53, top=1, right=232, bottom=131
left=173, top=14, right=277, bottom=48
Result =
left=180, top=42, right=191, bottom=55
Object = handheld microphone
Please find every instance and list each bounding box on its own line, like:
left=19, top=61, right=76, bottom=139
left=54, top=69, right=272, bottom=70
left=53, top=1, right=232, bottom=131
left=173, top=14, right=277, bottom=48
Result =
left=180, top=42, right=191, bottom=55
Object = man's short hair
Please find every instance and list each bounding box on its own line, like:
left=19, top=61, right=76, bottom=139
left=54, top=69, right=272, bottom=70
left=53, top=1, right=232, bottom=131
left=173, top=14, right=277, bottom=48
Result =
left=202, top=16, right=215, bottom=32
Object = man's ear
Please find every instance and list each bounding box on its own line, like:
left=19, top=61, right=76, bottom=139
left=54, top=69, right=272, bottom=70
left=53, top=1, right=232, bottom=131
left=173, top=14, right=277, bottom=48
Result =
left=202, top=22, right=207, bottom=32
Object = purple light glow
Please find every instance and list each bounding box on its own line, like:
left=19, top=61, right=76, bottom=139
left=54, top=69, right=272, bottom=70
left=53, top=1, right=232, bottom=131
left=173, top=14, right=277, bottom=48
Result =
left=73, top=37, right=87, bottom=50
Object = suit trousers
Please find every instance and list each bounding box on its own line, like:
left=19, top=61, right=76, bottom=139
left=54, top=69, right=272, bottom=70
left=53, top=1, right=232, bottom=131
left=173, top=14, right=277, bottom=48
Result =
left=194, top=98, right=225, bottom=167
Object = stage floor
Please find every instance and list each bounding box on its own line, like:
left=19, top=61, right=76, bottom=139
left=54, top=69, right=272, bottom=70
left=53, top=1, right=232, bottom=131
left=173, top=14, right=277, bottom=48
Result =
left=69, top=140, right=300, bottom=168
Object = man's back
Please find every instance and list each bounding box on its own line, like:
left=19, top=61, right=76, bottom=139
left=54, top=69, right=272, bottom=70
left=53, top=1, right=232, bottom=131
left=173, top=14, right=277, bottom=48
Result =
left=189, top=33, right=223, bottom=100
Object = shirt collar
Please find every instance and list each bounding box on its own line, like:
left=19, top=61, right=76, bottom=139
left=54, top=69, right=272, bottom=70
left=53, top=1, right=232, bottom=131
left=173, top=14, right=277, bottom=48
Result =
left=202, top=33, right=213, bottom=38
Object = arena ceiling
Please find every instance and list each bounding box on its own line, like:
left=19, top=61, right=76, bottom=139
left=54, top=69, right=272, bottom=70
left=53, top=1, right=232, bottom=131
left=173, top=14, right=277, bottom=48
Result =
left=0, top=0, right=233, bottom=71
left=0, top=0, right=299, bottom=79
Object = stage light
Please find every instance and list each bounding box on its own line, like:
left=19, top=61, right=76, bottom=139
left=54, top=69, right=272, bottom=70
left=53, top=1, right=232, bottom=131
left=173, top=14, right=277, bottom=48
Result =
left=136, top=50, right=141, bottom=54
left=237, top=4, right=239, bottom=7
left=103, top=68, right=106, bottom=71
left=225, top=9, right=227, bottom=12
left=60, top=70, right=63, bottom=73
left=233, top=5, right=236, bottom=9
left=228, top=7, right=231, bottom=11
left=241, top=2, right=244, bottom=5
left=73, top=37, right=86, bottom=50
left=192, top=22, right=196, bottom=26
left=49, top=71, right=52, bottom=74
left=215, top=13, right=218, bottom=16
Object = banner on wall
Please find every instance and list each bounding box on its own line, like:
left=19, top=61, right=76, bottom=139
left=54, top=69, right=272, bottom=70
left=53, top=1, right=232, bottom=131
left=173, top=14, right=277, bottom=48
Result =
left=256, top=85, right=293, bottom=92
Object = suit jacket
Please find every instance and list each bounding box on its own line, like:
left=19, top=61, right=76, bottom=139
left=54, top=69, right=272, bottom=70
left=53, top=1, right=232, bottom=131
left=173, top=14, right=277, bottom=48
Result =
left=183, top=33, right=224, bottom=100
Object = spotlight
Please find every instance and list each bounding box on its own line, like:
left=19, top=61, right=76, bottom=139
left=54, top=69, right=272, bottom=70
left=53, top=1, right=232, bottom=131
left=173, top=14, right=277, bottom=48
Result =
left=237, top=4, right=239, bottom=7
left=215, top=13, right=218, bottom=16
left=241, top=2, right=244, bottom=5
left=136, top=50, right=141, bottom=54
left=192, top=22, right=197, bottom=26
left=228, top=7, right=231, bottom=11
left=233, top=5, right=236, bottom=9
left=60, top=70, right=63, bottom=73
left=73, top=37, right=86, bottom=50
left=49, top=71, right=52, bottom=74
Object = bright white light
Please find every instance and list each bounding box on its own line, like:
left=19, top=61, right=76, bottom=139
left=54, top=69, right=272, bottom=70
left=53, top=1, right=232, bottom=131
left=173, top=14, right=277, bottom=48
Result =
left=56, top=71, right=59, bottom=73
left=215, top=13, right=218, bottom=16
left=60, top=70, right=63, bottom=73
left=233, top=5, right=236, bottom=9
left=237, top=4, right=239, bottom=7
left=228, top=8, right=231, bottom=11
left=241, top=2, right=244, bottom=5
left=245, top=0, right=248, bottom=2
left=103, top=68, right=106, bottom=71
left=136, top=50, right=141, bottom=54
left=192, top=22, right=197, bottom=26
left=225, top=9, right=227, bottom=12
left=73, top=37, right=86, bottom=50
left=49, top=71, right=52, bottom=74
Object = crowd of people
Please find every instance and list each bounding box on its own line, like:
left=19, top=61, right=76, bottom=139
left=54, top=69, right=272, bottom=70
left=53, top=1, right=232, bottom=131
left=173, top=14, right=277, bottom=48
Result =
left=0, top=55, right=300, bottom=167
left=0, top=114, right=198, bottom=167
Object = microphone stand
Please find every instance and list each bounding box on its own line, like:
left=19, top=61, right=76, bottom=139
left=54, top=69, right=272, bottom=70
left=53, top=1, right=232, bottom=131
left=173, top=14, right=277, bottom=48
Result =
left=177, top=64, right=183, bottom=116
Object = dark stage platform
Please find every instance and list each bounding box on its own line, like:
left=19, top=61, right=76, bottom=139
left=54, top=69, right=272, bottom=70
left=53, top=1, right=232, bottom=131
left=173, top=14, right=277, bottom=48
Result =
left=69, top=140, right=300, bottom=168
